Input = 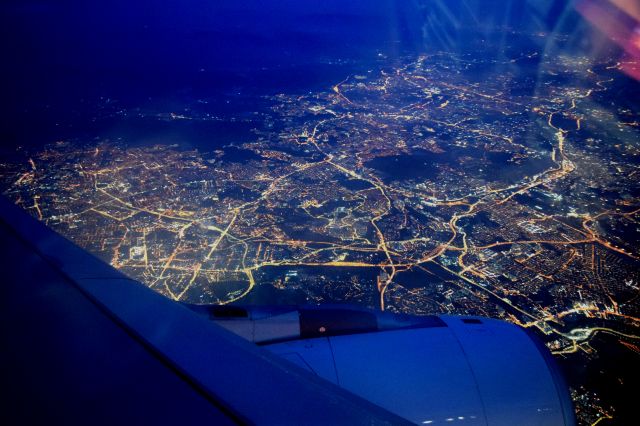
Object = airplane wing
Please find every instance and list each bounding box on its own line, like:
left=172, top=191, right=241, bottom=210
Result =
left=0, top=196, right=575, bottom=425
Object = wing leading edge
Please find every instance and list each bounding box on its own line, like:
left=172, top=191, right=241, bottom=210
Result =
left=0, top=196, right=411, bottom=425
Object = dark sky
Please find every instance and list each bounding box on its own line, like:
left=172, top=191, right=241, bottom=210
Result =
left=0, top=0, right=591, bottom=148
left=0, top=0, right=574, bottom=98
